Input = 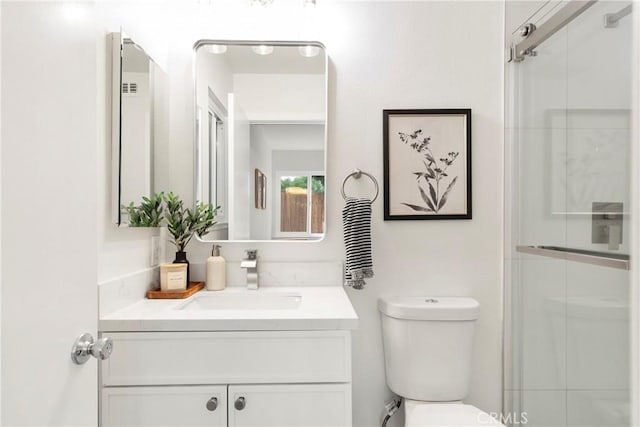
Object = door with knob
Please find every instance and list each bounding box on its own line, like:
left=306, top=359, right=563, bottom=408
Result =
left=102, top=386, right=227, bottom=426
left=227, top=384, right=351, bottom=427
left=2, top=1, right=101, bottom=425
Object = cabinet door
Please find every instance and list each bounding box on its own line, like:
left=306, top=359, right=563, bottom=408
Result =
left=228, top=384, right=351, bottom=427
left=101, top=385, right=227, bottom=426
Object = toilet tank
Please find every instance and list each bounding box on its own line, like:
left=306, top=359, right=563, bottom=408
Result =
left=378, top=296, right=479, bottom=402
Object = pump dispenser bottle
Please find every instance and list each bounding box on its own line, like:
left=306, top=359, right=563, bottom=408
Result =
left=206, top=245, right=226, bottom=291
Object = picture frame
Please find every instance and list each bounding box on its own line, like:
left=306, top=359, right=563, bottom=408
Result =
left=254, top=168, right=267, bottom=210
left=383, top=109, right=472, bottom=220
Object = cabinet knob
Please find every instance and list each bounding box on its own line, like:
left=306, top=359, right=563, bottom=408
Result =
left=206, top=397, right=218, bottom=411
left=234, top=396, right=246, bottom=411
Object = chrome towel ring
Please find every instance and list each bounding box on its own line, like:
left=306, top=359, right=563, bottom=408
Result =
left=341, top=169, right=379, bottom=203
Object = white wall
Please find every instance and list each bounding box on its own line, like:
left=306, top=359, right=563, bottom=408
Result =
left=229, top=95, right=251, bottom=240
left=249, top=125, right=272, bottom=240
left=167, top=2, right=505, bottom=425
left=152, top=63, right=171, bottom=196
left=120, top=71, right=151, bottom=206
left=195, top=48, right=234, bottom=209
left=234, top=73, right=325, bottom=122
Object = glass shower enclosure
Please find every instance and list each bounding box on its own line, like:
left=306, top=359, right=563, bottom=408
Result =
left=505, top=1, right=633, bottom=426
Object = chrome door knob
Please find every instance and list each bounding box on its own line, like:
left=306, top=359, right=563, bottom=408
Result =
left=206, top=397, right=218, bottom=411
left=71, top=333, right=113, bottom=365
left=91, top=337, right=113, bottom=360
left=234, top=397, right=246, bottom=410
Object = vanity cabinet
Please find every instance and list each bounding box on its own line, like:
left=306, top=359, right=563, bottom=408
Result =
left=227, top=384, right=350, bottom=427
left=100, top=331, right=352, bottom=427
left=102, top=386, right=227, bottom=426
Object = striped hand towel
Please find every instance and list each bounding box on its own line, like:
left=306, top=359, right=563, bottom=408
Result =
left=343, top=197, right=374, bottom=289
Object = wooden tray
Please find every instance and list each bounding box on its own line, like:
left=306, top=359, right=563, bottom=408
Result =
left=146, top=281, right=204, bottom=299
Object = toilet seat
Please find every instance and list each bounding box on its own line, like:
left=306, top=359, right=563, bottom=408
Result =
left=404, top=401, right=505, bottom=427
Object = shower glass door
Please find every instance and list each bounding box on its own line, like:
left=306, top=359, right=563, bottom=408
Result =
left=507, top=1, right=633, bottom=426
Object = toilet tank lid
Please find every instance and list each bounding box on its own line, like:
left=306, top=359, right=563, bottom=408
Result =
left=378, top=297, right=479, bottom=321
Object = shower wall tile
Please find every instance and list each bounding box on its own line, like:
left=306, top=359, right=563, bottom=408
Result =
left=565, top=128, right=629, bottom=213
left=566, top=261, right=629, bottom=299
left=516, top=24, right=567, bottom=130
left=522, top=390, right=566, bottom=427
left=567, top=390, right=630, bottom=427
left=566, top=110, right=631, bottom=130
left=567, top=1, right=633, bottom=111
left=519, top=258, right=566, bottom=390
left=565, top=262, right=630, bottom=391
left=563, top=128, right=630, bottom=255
left=517, top=129, right=567, bottom=246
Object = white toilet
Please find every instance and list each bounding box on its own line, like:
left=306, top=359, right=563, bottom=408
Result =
left=378, top=296, right=504, bottom=426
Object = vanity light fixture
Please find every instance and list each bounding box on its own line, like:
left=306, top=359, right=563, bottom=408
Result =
left=302, top=0, right=316, bottom=7
left=251, top=0, right=275, bottom=6
left=205, top=44, right=228, bottom=54
left=298, top=45, right=320, bottom=58
left=252, top=45, right=274, bottom=55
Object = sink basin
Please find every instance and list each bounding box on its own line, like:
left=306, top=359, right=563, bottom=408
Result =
left=177, top=291, right=302, bottom=311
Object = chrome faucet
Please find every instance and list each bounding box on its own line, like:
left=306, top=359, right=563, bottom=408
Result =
left=240, top=249, right=258, bottom=290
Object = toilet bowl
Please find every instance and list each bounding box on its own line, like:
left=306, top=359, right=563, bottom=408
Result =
left=378, top=296, right=504, bottom=427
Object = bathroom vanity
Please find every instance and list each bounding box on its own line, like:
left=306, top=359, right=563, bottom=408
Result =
left=104, top=31, right=346, bottom=425
left=99, top=286, right=357, bottom=427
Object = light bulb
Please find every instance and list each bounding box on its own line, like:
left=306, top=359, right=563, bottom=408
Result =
left=205, top=44, right=227, bottom=54
left=252, top=45, right=274, bottom=55
left=298, top=45, right=320, bottom=58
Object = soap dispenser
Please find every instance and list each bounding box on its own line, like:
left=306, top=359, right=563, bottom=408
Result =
left=206, top=245, right=226, bottom=291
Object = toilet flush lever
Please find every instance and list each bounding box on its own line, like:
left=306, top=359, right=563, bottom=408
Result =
left=71, top=333, right=113, bottom=365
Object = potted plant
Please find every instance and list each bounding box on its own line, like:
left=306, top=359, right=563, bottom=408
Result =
left=164, top=192, right=219, bottom=282
left=122, top=192, right=165, bottom=227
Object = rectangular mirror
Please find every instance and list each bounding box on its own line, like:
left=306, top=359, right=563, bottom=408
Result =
left=194, top=41, right=327, bottom=241
left=111, top=31, right=169, bottom=226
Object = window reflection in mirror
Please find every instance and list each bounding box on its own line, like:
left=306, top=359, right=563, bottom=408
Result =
left=194, top=42, right=327, bottom=241
left=277, top=173, right=325, bottom=238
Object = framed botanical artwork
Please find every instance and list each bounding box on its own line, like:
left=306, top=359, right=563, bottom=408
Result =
left=383, top=109, right=472, bottom=220
left=254, top=168, right=267, bottom=209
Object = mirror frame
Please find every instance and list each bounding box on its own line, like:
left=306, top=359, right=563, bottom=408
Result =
left=192, top=40, right=329, bottom=243
left=110, top=31, right=124, bottom=225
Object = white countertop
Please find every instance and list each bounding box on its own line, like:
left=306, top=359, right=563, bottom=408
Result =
left=100, top=286, right=358, bottom=332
